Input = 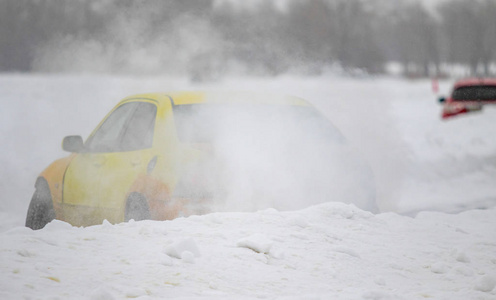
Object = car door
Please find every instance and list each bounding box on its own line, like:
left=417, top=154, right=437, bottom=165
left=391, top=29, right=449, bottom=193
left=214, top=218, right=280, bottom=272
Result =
left=63, top=100, right=158, bottom=225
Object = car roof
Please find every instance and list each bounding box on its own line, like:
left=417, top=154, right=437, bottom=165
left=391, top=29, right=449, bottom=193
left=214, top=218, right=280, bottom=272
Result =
left=122, top=91, right=311, bottom=107
left=453, top=78, right=496, bottom=89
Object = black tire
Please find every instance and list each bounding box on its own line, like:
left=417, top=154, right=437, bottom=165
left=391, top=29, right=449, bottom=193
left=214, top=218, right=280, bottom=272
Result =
left=124, top=193, right=151, bottom=222
left=25, top=181, right=55, bottom=230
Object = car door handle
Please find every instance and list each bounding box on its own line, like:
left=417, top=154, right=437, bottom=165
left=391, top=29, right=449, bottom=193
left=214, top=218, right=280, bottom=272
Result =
left=131, top=158, right=142, bottom=166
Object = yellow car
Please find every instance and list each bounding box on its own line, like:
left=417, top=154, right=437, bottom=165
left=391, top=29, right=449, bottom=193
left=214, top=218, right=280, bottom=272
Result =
left=26, top=92, right=377, bottom=229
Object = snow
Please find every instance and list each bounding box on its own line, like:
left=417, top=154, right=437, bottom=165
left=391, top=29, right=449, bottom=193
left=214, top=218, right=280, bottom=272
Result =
left=236, top=233, right=273, bottom=254
left=1, top=74, right=496, bottom=298
left=165, top=237, right=201, bottom=259
left=1, top=203, right=495, bottom=299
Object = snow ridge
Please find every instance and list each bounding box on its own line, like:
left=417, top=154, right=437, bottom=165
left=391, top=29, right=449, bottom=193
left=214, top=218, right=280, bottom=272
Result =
left=1, top=202, right=495, bottom=299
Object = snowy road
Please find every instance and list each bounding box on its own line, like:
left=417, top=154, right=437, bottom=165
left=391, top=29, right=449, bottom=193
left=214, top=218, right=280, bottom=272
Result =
left=1, top=75, right=496, bottom=298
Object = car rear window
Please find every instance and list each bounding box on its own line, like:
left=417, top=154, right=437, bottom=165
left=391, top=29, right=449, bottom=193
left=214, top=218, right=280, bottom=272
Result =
left=452, top=85, right=496, bottom=101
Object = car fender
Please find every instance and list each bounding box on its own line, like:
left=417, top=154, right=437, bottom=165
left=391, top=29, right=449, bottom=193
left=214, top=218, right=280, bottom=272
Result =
left=38, top=154, right=76, bottom=219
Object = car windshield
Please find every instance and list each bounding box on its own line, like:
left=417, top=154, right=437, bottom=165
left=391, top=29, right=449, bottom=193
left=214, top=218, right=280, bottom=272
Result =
left=173, top=104, right=345, bottom=145
left=452, top=85, right=496, bottom=101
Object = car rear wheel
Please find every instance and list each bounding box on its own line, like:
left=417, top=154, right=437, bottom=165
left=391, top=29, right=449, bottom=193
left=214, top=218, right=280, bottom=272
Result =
left=125, top=193, right=151, bottom=222
left=25, top=181, right=55, bottom=230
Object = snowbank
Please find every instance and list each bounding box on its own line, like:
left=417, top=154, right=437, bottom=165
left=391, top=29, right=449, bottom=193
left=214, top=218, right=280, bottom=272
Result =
left=1, top=203, right=495, bottom=299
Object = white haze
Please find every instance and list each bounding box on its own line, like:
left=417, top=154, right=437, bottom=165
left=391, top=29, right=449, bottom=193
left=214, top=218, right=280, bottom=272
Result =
left=32, top=11, right=225, bottom=76
left=172, top=99, right=376, bottom=214
left=19, top=1, right=425, bottom=218
left=1, top=75, right=496, bottom=299
left=2, top=74, right=496, bottom=226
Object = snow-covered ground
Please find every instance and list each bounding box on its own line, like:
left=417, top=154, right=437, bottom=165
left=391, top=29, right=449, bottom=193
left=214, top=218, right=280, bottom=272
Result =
left=2, top=203, right=496, bottom=299
left=1, top=74, right=496, bottom=298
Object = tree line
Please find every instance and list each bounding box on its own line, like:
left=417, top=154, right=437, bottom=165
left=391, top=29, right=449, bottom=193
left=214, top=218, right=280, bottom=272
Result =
left=1, top=0, right=495, bottom=78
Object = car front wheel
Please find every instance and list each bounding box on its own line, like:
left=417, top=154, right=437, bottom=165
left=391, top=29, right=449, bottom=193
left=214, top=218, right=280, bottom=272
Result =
left=25, top=181, right=55, bottom=230
left=125, top=193, right=151, bottom=222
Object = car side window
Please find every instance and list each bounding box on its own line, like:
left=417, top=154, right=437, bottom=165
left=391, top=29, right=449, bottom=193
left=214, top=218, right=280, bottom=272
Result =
left=85, top=102, right=139, bottom=152
left=85, top=102, right=157, bottom=152
left=120, top=102, right=157, bottom=151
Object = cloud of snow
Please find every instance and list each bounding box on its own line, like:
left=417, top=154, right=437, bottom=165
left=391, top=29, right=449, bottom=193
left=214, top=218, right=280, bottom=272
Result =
left=31, top=10, right=225, bottom=77
left=171, top=94, right=377, bottom=214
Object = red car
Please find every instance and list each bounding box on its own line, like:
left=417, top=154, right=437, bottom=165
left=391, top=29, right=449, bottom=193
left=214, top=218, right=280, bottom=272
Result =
left=439, top=78, right=496, bottom=119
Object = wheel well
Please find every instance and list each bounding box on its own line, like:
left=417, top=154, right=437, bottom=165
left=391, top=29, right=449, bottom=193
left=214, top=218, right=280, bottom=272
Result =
left=26, top=177, right=56, bottom=229
left=35, top=177, right=49, bottom=190
left=33, top=177, right=55, bottom=214
left=126, top=192, right=147, bottom=204
left=125, top=192, right=150, bottom=221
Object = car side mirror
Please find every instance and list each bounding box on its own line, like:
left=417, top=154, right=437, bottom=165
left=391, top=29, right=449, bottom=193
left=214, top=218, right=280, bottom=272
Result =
left=62, top=135, right=84, bottom=152
left=438, top=96, right=446, bottom=104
